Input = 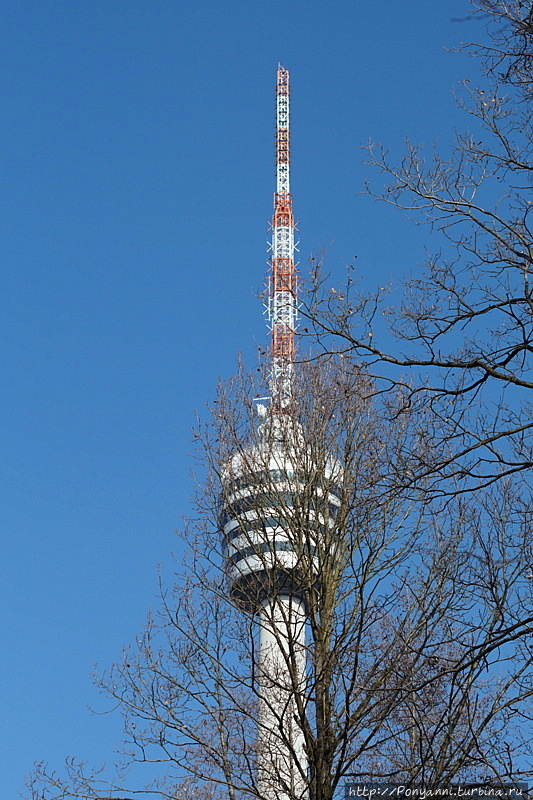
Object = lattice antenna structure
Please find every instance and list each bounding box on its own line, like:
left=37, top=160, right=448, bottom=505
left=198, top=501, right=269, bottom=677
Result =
left=267, top=64, right=298, bottom=411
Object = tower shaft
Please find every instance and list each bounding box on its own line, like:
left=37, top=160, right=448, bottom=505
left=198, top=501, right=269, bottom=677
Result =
left=257, top=595, right=307, bottom=800
left=268, top=65, right=298, bottom=410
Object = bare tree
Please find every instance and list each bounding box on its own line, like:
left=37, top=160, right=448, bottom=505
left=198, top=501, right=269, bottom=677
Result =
left=304, top=0, right=533, bottom=493
left=28, top=358, right=533, bottom=800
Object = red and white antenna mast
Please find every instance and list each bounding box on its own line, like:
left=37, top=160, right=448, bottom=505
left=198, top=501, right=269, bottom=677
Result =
left=268, top=64, right=298, bottom=411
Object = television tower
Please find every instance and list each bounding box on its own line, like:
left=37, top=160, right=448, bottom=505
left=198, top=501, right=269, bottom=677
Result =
left=220, top=66, right=341, bottom=800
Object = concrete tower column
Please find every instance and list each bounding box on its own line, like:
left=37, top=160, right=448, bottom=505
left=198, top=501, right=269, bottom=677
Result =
left=221, top=441, right=341, bottom=800
left=257, top=594, right=307, bottom=800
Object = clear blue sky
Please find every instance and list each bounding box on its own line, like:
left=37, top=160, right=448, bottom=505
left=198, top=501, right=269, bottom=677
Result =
left=1, top=1, right=483, bottom=795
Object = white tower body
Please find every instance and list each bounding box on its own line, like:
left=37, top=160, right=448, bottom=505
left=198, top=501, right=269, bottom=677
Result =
left=221, top=424, right=342, bottom=800
left=257, top=594, right=307, bottom=800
